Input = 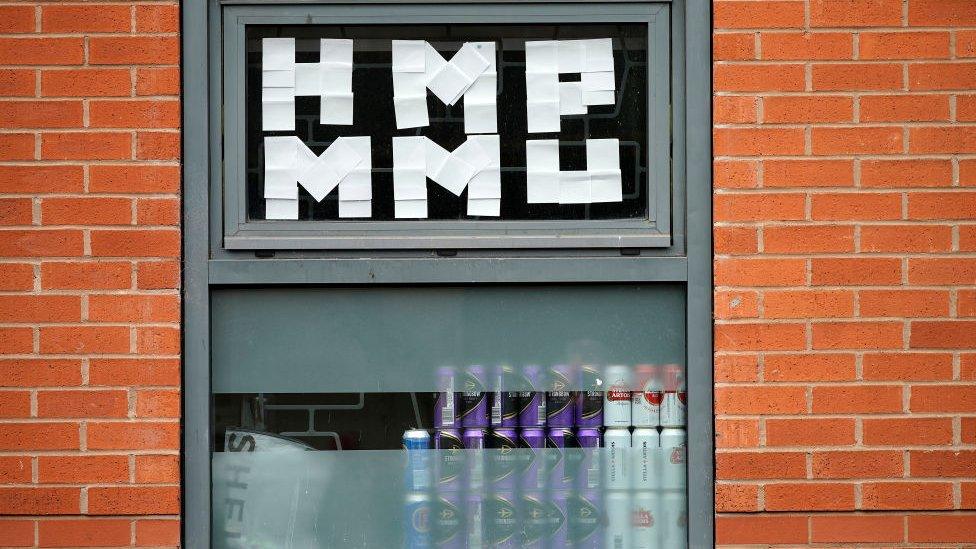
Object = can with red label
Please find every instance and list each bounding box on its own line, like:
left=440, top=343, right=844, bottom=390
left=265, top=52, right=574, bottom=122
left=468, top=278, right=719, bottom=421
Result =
left=660, top=427, right=686, bottom=491
left=603, top=365, right=632, bottom=427
left=660, top=364, right=687, bottom=428
left=632, top=490, right=662, bottom=549
left=632, top=364, right=663, bottom=428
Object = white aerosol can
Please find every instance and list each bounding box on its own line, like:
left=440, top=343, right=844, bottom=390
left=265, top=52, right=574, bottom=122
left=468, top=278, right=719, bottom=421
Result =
left=603, top=364, right=632, bottom=427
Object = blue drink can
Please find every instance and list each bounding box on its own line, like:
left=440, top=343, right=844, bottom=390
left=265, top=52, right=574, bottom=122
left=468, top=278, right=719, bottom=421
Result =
left=575, top=365, right=604, bottom=428
left=490, top=365, right=521, bottom=428
left=546, top=364, right=577, bottom=428
left=434, top=366, right=459, bottom=429
left=461, top=428, right=486, bottom=492
left=545, top=427, right=577, bottom=491
left=518, top=427, right=546, bottom=491
left=431, top=491, right=464, bottom=548
left=404, top=429, right=432, bottom=492
left=487, top=428, right=519, bottom=492
left=518, top=491, right=548, bottom=549
left=518, top=365, right=546, bottom=428
left=434, top=429, right=463, bottom=493
left=575, top=427, right=602, bottom=490
left=568, top=490, right=603, bottom=548
left=404, top=492, right=432, bottom=548
left=459, top=366, right=489, bottom=429
left=544, top=488, right=569, bottom=548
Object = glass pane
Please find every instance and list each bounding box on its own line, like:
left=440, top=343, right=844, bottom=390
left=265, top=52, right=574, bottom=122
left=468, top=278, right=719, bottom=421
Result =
left=211, top=285, right=688, bottom=547
left=245, top=23, right=649, bottom=221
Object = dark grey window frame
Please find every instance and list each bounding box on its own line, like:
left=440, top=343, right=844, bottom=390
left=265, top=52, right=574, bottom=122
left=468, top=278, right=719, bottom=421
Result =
left=183, top=0, right=713, bottom=546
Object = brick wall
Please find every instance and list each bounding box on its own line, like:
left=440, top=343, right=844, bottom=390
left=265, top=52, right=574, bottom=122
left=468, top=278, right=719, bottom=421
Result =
left=0, top=2, right=180, bottom=547
left=714, top=0, right=976, bottom=545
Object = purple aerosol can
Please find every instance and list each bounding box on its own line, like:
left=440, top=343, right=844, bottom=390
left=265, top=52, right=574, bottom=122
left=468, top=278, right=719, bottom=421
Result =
left=545, top=427, right=578, bottom=492
left=518, top=490, right=548, bottom=549
left=546, top=364, right=577, bottom=428
left=462, top=428, right=486, bottom=493
left=490, top=365, right=520, bottom=428
left=458, top=365, right=489, bottom=429
left=434, top=428, right=464, bottom=493
left=433, top=366, right=459, bottom=429
left=575, top=428, right=603, bottom=491
left=568, top=490, right=603, bottom=549
left=575, top=365, right=604, bottom=428
left=517, top=427, right=546, bottom=492
left=487, top=428, right=519, bottom=492
left=517, top=365, right=546, bottom=428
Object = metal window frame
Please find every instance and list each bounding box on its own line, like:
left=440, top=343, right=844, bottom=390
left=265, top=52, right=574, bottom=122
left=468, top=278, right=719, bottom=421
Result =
left=182, top=0, right=713, bottom=546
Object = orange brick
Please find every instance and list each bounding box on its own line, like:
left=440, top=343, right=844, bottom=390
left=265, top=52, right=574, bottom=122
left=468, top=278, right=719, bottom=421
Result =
left=714, top=226, right=758, bottom=255
left=860, top=225, right=952, bottom=253
left=761, top=32, right=853, bottom=60
left=764, top=225, right=854, bottom=253
left=959, top=31, right=976, bottom=58
left=717, top=452, right=807, bottom=480
left=714, top=193, right=805, bottom=222
left=813, top=63, right=903, bottom=90
left=0, top=6, right=34, bottom=33
left=909, top=191, right=976, bottom=219
left=714, top=323, right=806, bottom=351
left=810, top=0, right=902, bottom=27
left=91, top=229, right=180, bottom=258
left=0, top=101, right=82, bottom=129
left=0, top=359, right=82, bottom=387
left=811, top=192, right=901, bottom=220
left=136, top=519, right=180, bottom=546
left=716, top=514, right=808, bottom=545
left=911, top=385, right=976, bottom=412
left=87, top=422, right=179, bottom=450
left=859, top=32, right=951, bottom=59
left=715, top=419, right=760, bottom=448
left=716, top=258, right=807, bottom=286
left=911, top=321, right=976, bottom=349
left=765, top=483, right=855, bottom=511
left=89, top=295, right=179, bottom=323
left=0, top=264, right=33, bottom=291
left=714, top=64, right=805, bottom=92
left=860, top=94, right=950, bottom=122
left=89, top=100, right=180, bottom=129
left=862, top=482, right=953, bottom=510
left=0, top=198, right=32, bottom=226
left=909, top=0, right=976, bottom=26
left=0, top=38, right=84, bottom=66
left=910, top=450, right=976, bottom=477
left=0, top=487, right=79, bottom=515
left=38, top=519, right=131, bottom=547
left=41, top=5, right=130, bottom=32
left=714, top=354, right=759, bottom=382
left=714, top=1, right=805, bottom=29
left=911, top=127, right=976, bottom=153
left=861, top=159, right=952, bottom=187
left=139, top=198, right=179, bottom=227
left=813, top=321, right=903, bottom=350
left=136, top=260, right=180, bottom=289
left=715, top=290, right=759, bottom=319
left=39, top=326, right=130, bottom=355
left=713, top=33, right=755, bottom=61
left=41, top=261, right=131, bottom=290
left=764, top=353, right=856, bottom=381
left=763, top=290, right=854, bottom=318
left=0, top=134, right=34, bottom=161
left=715, top=385, right=806, bottom=414
left=0, top=328, right=33, bottom=354
left=136, top=67, right=180, bottom=96
left=89, top=37, right=180, bottom=65
left=908, top=514, right=976, bottom=543
left=88, top=486, right=180, bottom=515
left=859, top=289, right=949, bottom=317
left=716, top=483, right=758, bottom=512
left=910, top=62, right=976, bottom=90
left=0, top=296, right=80, bottom=323
left=41, top=132, right=131, bottom=161
left=0, top=459, right=30, bottom=483
left=714, top=160, right=758, bottom=188
left=714, top=95, right=756, bottom=123
left=136, top=132, right=179, bottom=160
left=812, top=450, right=903, bottom=478
left=0, top=165, right=84, bottom=194
left=0, top=392, right=30, bottom=418
left=863, top=417, right=953, bottom=445
left=135, top=390, right=180, bottom=418
left=812, top=385, right=903, bottom=413
left=41, top=197, right=132, bottom=226
left=812, top=126, right=903, bottom=155
left=0, top=69, right=35, bottom=96
left=41, top=69, right=131, bottom=97
left=0, top=520, right=31, bottom=547
left=136, top=326, right=180, bottom=355
left=963, top=226, right=976, bottom=250
left=714, top=127, right=805, bottom=155
left=811, top=514, right=904, bottom=543
left=864, top=352, right=955, bottom=381
left=134, top=454, right=179, bottom=483
left=764, top=95, right=854, bottom=123
left=89, top=358, right=180, bottom=387
left=89, top=165, right=180, bottom=194
left=909, top=258, right=976, bottom=285
left=135, top=4, right=179, bottom=33
left=0, top=230, right=84, bottom=257
left=0, top=423, right=79, bottom=451
left=37, top=390, right=128, bottom=418
left=959, top=95, right=976, bottom=122
left=764, top=159, right=854, bottom=187
left=37, top=455, right=129, bottom=484
left=766, top=418, right=856, bottom=446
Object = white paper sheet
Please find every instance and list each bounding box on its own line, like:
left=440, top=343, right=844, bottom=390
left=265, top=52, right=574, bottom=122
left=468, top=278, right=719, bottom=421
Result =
left=557, top=40, right=586, bottom=73
left=581, top=70, right=615, bottom=92
left=467, top=198, right=500, bottom=217
left=294, top=64, right=321, bottom=95
left=424, top=43, right=448, bottom=79
left=586, top=138, right=620, bottom=170
left=525, top=72, right=559, bottom=102
left=582, top=89, right=615, bottom=106
left=589, top=169, right=623, bottom=203
left=526, top=139, right=559, bottom=172
left=322, top=68, right=352, bottom=94
left=263, top=69, right=295, bottom=88
left=263, top=38, right=295, bottom=70
left=464, top=75, right=497, bottom=134
left=452, top=43, right=491, bottom=81
left=393, top=72, right=426, bottom=97
left=584, top=38, right=614, bottom=72
left=392, top=40, right=426, bottom=72
left=559, top=171, right=591, bottom=204
left=526, top=171, right=560, bottom=204
left=296, top=138, right=362, bottom=201
left=526, top=100, right=560, bottom=133
left=322, top=39, right=353, bottom=66
left=262, top=96, right=295, bottom=132
left=525, top=40, right=558, bottom=74
left=559, top=82, right=586, bottom=116
left=393, top=96, right=429, bottom=129
left=265, top=198, right=298, bottom=220
left=321, top=92, right=353, bottom=125
left=339, top=200, right=371, bottom=218
left=395, top=199, right=427, bottom=219
left=427, top=63, right=471, bottom=106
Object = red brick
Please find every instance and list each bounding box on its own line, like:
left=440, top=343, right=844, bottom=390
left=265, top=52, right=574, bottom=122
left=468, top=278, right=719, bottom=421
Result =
left=909, top=258, right=976, bottom=285
left=41, top=132, right=131, bottom=161
left=0, top=101, right=82, bottom=129
left=910, top=62, right=976, bottom=90
left=0, top=230, right=84, bottom=257
left=911, top=127, right=976, bottom=153
left=812, top=385, right=903, bottom=413
left=87, top=422, right=179, bottom=450
left=714, top=193, right=805, bottom=222
left=88, top=486, right=179, bottom=515
left=812, top=450, right=903, bottom=478
left=41, top=197, right=132, bottom=226
left=0, top=134, right=34, bottom=161
left=713, top=34, right=755, bottom=61
left=715, top=419, right=759, bottom=448
left=136, top=67, right=180, bottom=96
left=37, top=390, right=128, bottom=418
left=861, top=159, right=952, bottom=187
left=715, top=483, right=758, bottom=512
left=764, top=225, right=854, bottom=253
left=863, top=417, right=953, bottom=446
left=0, top=6, right=34, bottom=33
left=89, top=165, right=180, bottom=194
left=963, top=226, right=976, bottom=250
left=714, top=160, right=758, bottom=188
left=767, top=418, right=856, bottom=447
left=0, top=38, right=84, bottom=66
left=0, top=520, right=33, bottom=546
left=860, top=225, right=952, bottom=253
left=715, top=290, right=759, bottom=319
left=135, top=390, right=180, bottom=419
left=0, top=166, right=84, bottom=194
left=814, top=321, right=905, bottom=350
left=762, top=32, right=852, bottom=61
left=136, top=260, right=180, bottom=289
left=812, top=126, right=903, bottom=155
left=959, top=290, right=976, bottom=317
left=0, top=328, right=34, bottom=354
left=764, top=95, right=853, bottom=123
left=135, top=5, right=180, bottom=33
left=0, top=359, right=81, bottom=387
left=91, top=230, right=180, bottom=258
left=811, top=192, right=901, bottom=220
left=0, top=198, right=32, bottom=226
left=0, top=393, right=30, bottom=418
left=0, top=457, right=30, bottom=483
left=863, top=482, right=953, bottom=510
left=89, top=100, right=180, bottom=129
left=813, top=63, right=903, bottom=90
left=714, top=95, right=756, bottom=123
left=911, top=385, right=976, bottom=412
left=89, top=295, right=179, bottom=323
left=137, top=198, right=179, bottom=226
left=860, top=94, right=950, bottom=122
left=714, top=226, right=758, bottom=255
left=811, top=514, right=904, bottom=543
left=0, top=264, right=33, bottom=291
left=911, top=321, right=976, bottom=349
left=765, top=483, right=855, bottom=511
left=41, top=69, right=131, bottom=98
left=763, top=290, right=854, bottom=318
left=714, top=64, right=805, bottom=92
left=764, top=159, right=854, bottom=187
left=38, top=518, right=131, bottom=547
left=715, top=385, right=806, bottom=414
left=714, top=354, right=759, bottom=383
left=863, top=352, right=954, bottom=381
left=714, top=127, right=805, bottom=155
left=716, top=452, right=807, bottom=480
left=41, top=5, right=130, bottom=33
left=89, top=37, right=180, bottom=65
left=909, top=0, right=976, bottom=26
left=136, top=326, right=179, bottom=355
left=0, top=424, right=78, bottom=451
left=0, top=69, right=35, bottom=96
left=41, top=262, right=131, bottom=290
left=859, top=289, right=949, bottom=317
left=810, top=0, right=902, bottom=27
left=136, top=132, right=179, bottom=160
left=959, top=95, right=976, bottom=122
left=716, top=258, right=807, bottom=286
left=39, top=326, right=130, bottom=355
left=859, top=32, right=951, bottom=59
left=136, top=519, right=180, bottom=546
left=714, top=1, right=805, bottom=29
left=716, top=514, right=808, bottom=545
left=764, top=353, right=856, bottom=381
left=714, top=322, right=806, bottom=351
left=909, top=191, right=976, bottom=219
left=0, top=488, right=79, bottom=515
left=134, top=454, right=179, bottom=483
left=911, top=450, right=976, bottom=477
left=908, top=514, right=976, bottom=543
left=37, top=455, right=128, bottom=484
left=0, top=296, right=80, bottom=323
left=89, top=358, right=180, bottom=387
